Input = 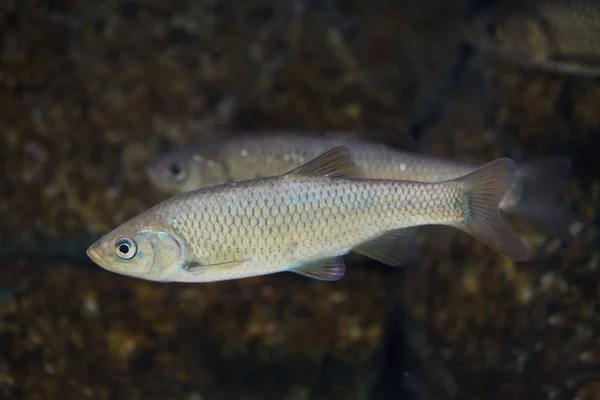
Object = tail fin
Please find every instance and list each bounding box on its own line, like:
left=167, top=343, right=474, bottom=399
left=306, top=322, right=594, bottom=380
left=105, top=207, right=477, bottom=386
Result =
left=503, top=157, right=573, bottom=244
left=457, top=158, right=530, bottom=262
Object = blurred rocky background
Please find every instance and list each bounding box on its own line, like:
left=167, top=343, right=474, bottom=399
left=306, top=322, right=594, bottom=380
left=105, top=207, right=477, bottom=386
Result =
left=1, top=0, right=599, bottom=399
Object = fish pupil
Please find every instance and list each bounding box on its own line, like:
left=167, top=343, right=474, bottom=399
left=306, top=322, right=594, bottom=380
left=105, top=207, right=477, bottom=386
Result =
left=118, top=243, right=130, bottom=254
left=170, top=163, right=182, bottom=176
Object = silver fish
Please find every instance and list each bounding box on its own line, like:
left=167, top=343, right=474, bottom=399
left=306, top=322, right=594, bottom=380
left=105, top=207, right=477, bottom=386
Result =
left=147, top=133, right=572, bottom=243
left=88, top=147, right=529, bottom=283
left=463, top=0, right=600, bottom=75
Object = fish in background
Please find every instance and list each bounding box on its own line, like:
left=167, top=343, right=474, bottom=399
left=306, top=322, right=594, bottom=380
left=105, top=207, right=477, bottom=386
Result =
left=146, top=133, right=573, bottom=244
left=87, top=147, right=529, bottom=283
left=463, top=0, right=600, bottom=75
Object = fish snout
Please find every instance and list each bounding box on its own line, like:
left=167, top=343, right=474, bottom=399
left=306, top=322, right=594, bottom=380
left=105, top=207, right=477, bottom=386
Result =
left=86, top=244, right=107, bottom=269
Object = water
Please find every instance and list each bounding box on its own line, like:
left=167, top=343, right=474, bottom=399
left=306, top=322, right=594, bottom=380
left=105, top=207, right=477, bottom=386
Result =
left=0, top=0, right=597, bottom=399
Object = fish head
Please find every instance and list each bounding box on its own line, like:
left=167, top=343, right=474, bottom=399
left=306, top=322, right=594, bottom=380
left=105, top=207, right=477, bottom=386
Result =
left=465, top=7, right=553, bottom=61
left=86, top=218, right=186, bottom=282
left=146, top=148, right=228, bottom=194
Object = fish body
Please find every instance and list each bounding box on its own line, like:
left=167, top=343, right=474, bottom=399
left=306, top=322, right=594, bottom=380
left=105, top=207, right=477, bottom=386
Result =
left=88, top=148, right=528, bottom=283
left=147, top=133, right=572, bottom=242
left=149, top=133, right=480, bottom=194
left=464, top=0, right=600, bottom=75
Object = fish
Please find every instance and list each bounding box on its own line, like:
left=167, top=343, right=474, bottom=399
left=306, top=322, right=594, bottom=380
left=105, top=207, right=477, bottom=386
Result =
left=146, top=133, right=572, bottom=243
left=463, top=0, right=600, bottom=75
left=88, top=147, right=529, bottom=283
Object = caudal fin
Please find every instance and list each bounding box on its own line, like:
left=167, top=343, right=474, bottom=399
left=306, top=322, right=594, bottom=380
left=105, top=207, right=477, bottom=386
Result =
left=457, top=158, right=530, bottom=262
left=504, top=157, right=573, bottom=244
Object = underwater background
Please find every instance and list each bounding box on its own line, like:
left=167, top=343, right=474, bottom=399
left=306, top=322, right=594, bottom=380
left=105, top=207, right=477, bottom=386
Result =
left=1, top=0, right=599, bottom=399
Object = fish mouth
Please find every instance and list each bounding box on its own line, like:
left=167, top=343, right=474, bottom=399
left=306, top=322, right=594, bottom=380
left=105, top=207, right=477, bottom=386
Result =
left=86, top=245, right=109, bottom=270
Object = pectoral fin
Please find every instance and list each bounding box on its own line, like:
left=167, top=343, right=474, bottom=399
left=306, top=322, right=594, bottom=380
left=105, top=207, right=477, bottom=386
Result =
left=185, top=258, right=250, bottom=274
left=290, top=257, right=346, bottom=281
left=352, top=227, right=419, bottom=266
left=536, top=54, right=600, bottom=75
left=549, top=53, right=600, bottom=67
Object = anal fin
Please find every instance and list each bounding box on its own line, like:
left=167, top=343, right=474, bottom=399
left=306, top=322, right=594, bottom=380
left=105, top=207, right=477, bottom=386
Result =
left=290, top=257, right=346, bottom=281
left=352, top=227, right=419, bottom=266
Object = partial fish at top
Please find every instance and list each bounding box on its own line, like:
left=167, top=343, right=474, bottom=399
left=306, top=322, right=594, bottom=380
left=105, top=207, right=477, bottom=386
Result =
left=464, top=0, right=600, bottom=75
left=88, top=147, right=529, bottom=283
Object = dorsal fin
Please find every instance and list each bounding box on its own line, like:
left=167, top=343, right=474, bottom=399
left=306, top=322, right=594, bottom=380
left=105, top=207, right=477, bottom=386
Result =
left=285, top=146, right=362, bottom=178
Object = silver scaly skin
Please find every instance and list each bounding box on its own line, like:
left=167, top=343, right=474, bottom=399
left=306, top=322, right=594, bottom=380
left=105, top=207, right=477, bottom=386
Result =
left=88, top=147, right=529, bottom=283
left=147, top=133, right=572, bottom=243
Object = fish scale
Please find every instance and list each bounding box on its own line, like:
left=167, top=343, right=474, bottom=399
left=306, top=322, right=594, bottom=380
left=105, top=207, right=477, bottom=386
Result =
left=156, top=178, right=458, bottom=282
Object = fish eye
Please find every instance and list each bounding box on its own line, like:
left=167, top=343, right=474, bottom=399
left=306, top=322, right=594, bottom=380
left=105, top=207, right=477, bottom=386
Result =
left=115, top=237, right=137, bottom=260
left=169, top=162, right=187, bottom=182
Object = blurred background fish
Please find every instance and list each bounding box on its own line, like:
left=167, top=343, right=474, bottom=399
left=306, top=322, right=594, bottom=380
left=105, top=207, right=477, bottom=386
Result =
left=147, top=133, right=573, bottom=243
left=464, top=0, right=600, bottom=75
